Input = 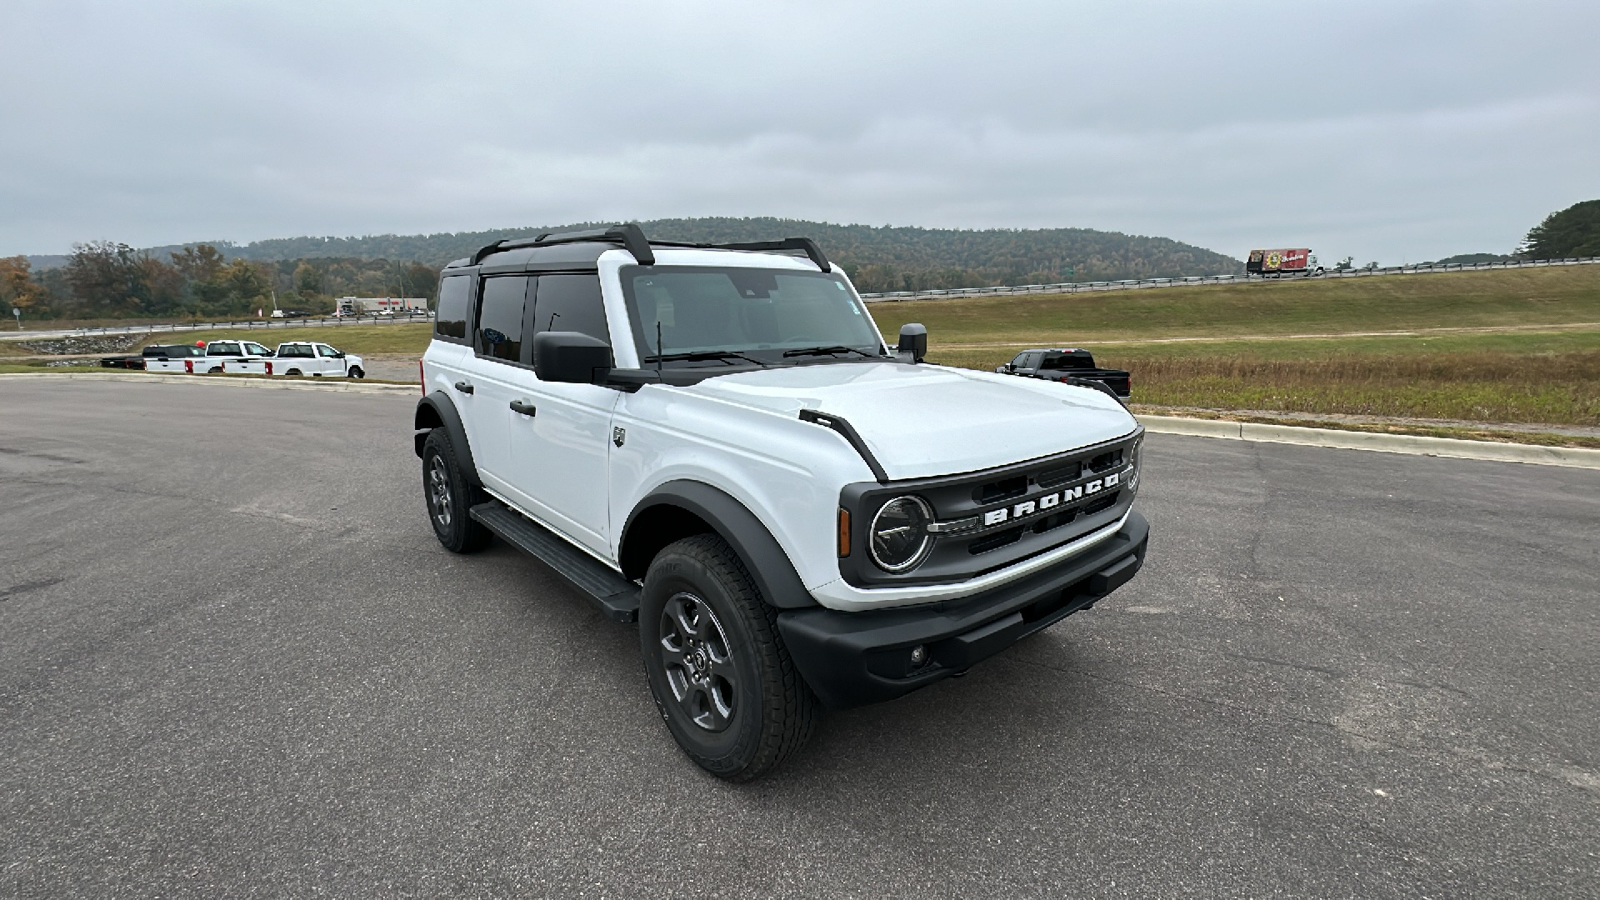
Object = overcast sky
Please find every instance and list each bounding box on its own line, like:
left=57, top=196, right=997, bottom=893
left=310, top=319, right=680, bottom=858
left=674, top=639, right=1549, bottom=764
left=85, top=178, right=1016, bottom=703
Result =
left=3, top=0, right=1596, bottom=264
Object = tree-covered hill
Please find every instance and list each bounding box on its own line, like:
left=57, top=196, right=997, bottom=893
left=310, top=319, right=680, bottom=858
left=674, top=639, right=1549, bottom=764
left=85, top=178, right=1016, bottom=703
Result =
left=159, top=218, right=1243, bottom=292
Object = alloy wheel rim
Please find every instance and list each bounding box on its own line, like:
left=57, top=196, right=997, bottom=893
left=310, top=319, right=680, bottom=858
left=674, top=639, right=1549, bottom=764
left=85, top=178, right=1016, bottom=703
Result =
left=428, top=456, right=452, bottom=528
left=659, top=591, right=736, bottom=732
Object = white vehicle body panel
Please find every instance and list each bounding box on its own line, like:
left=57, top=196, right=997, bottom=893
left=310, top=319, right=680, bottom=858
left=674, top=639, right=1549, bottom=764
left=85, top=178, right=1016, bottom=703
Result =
left=422, top=246, right=1142, bottom=612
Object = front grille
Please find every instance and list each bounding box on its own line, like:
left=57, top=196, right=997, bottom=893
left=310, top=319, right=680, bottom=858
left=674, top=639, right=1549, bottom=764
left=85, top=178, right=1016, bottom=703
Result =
left=975, top=475, right=1028, bottom=505
left=1035, top=462, right=1083, bottom=489
left=839, top=428, right=1143, bottom=588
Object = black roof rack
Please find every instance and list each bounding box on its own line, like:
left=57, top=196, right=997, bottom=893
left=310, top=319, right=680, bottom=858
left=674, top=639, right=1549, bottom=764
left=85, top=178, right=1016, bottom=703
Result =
left=662, top=237, right=831, bottom=273
left=471, top=223, right=655, bottom=266
left=468, top=225, right=831, bottom=272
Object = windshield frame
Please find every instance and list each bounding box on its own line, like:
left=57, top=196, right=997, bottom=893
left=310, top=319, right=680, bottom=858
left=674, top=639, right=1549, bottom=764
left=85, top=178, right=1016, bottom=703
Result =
left=618, top=264, right=886, bottom=369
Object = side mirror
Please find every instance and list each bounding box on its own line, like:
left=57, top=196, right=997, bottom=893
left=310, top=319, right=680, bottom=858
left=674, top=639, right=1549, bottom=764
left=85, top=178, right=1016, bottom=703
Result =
left=334, top=351, right=345, bottom=358
left=534, top=332, right=613, bottom=384
left=897, top=323, right=928, bottom=363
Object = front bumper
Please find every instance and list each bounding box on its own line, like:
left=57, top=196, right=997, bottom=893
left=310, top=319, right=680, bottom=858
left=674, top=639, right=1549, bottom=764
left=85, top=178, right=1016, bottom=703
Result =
left=777, top=510, right=1148, bottom=710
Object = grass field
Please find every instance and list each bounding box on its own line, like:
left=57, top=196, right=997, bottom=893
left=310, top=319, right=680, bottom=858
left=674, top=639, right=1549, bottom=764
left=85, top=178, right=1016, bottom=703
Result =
left=10, top=266, right=1599, bottom=432
left=933, top=330, right=1600, bottom=427
left=869, top=266, right=1600, bottom=343
left=879, top=266, right=1600, bottom=428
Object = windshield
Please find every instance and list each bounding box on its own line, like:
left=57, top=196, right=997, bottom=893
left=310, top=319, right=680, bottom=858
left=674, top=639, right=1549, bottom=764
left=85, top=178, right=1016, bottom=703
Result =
left=620, top=266, right=884, bottom=367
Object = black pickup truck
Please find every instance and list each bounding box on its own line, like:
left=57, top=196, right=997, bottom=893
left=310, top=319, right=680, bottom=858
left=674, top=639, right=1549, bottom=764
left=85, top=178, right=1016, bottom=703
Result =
left=996, top=348, right=1131, bottom=399
left=99, top=345, right=170, bottom=369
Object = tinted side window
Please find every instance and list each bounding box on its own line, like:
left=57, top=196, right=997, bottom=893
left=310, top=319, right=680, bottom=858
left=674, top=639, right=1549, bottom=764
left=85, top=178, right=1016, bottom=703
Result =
left=435, top=275, right=471, bottom=340
left=531, top=274, right=608, bottom=361
left=476, top=276, right=529, bottom=363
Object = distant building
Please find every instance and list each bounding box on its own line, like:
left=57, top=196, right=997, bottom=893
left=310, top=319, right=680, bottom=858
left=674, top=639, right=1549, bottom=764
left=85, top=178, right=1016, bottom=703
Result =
left=336, top=296, right=429, bottom=315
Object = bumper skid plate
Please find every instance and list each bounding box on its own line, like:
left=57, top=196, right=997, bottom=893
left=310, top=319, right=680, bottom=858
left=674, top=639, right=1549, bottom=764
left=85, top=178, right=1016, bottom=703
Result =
left=778, top=511, right=1148, bottom=710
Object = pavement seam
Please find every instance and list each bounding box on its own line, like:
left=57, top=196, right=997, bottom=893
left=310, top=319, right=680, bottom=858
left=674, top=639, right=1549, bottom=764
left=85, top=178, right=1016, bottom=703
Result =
left=1139, top=414, right=1600, bottom=470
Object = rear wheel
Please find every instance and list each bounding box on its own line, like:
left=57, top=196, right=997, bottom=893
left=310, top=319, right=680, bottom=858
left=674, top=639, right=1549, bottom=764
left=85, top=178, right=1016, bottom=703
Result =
left=207, top=366, right=222, bottom=374
left=285, top=368, right=302, bottom=376
left=421, top=428, right=491, bottom=553
left=640, top=534, right=816, bottom=781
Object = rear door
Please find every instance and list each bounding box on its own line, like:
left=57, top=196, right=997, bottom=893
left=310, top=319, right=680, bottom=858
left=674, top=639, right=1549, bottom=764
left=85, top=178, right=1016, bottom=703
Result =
left=462, top=274, right=533, bottom=485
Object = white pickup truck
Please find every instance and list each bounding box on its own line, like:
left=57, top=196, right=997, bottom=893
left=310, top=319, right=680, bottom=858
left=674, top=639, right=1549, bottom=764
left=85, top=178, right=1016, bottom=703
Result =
left=226, top=341, right=366, bottom=378
left=174, top=339, right=278, bottom=374
left=139, top=344, right=209, bottom=373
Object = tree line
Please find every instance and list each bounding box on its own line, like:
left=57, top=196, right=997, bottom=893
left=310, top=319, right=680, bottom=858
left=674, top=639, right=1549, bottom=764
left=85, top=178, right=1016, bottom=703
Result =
left=208, top=217, right=1248, bottom=292
left=6, top=205, right=1594, bottom=321
left=0, top=243, right=439, bottom=321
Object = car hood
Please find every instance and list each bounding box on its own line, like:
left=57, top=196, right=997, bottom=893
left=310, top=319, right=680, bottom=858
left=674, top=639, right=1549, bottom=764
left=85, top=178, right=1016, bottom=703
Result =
left=682, top=361, right=1138, bottom=480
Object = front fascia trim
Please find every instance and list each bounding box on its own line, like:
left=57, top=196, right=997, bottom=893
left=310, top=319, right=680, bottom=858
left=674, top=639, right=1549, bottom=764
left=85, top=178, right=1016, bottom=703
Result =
left=809, top=509, right=1132, bottom=612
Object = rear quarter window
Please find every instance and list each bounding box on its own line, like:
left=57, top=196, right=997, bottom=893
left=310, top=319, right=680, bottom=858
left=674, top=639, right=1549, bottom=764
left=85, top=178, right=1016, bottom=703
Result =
left=435, top=275, right=472, bottom=341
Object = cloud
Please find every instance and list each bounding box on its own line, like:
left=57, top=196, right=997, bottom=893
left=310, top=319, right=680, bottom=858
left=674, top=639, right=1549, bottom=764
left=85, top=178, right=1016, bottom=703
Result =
left=2, top=0, right=1596, bottom=263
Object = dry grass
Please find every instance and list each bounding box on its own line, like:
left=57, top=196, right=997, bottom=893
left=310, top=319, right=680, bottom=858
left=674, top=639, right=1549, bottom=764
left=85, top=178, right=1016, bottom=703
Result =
left=871, top=265, right=1600, bottom=343
left=933, top=330, right=1600, bottom=427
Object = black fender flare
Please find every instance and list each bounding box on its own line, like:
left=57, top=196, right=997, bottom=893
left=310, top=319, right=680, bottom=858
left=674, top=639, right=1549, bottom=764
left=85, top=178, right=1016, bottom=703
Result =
left=624, top=480, right=815, bottom=609
left=414, top=392, right=482, bottom=489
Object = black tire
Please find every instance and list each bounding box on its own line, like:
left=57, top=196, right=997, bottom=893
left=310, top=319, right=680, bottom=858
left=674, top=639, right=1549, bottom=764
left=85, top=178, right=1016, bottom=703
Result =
left=285, top=368, right=302, bottom=377
left=348, top=366, right=364, bottom=379
left=207, top=366, right=223, bottom=374
left=421, top=428, right=491, bottom=553
left=640, top=534, right=817, bottom=781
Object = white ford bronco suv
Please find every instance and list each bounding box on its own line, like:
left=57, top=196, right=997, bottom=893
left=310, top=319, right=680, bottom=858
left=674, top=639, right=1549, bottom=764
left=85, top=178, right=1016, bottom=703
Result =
left=415, top=225, right=1149, bottom=780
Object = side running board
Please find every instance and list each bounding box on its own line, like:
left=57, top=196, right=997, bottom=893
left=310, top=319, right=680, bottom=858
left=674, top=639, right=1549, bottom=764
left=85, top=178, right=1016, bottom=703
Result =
left=469, top=502, right=641, bottom=623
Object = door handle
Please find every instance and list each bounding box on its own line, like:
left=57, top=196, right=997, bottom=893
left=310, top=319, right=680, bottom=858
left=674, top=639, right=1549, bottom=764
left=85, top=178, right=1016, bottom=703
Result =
left=453, top=381, right=474, bottom=394
left=509, top=400, right=536, bottom=417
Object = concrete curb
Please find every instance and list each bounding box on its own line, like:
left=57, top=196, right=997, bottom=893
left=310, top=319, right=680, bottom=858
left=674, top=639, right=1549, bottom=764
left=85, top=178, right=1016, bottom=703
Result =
left=0, top=372, right=419, bottom=396
left=1139, top=415, right=1600, bottom=471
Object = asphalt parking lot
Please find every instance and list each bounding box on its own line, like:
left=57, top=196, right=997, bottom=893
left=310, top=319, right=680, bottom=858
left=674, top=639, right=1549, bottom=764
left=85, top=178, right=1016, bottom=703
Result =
left=2, top=379, right=1597, bottom=898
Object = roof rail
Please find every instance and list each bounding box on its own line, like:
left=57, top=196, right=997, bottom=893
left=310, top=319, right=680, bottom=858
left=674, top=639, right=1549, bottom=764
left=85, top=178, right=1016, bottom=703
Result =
left=694, top=238, right=831, bottom=273
left=467, top=225, right=831, bottom=272
left=470, top=223, right=655, bottom=266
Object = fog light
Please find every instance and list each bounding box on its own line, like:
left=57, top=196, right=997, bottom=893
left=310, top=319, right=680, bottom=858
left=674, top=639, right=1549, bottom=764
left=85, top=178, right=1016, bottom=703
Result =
left=910, top=645, right=928, bottom=666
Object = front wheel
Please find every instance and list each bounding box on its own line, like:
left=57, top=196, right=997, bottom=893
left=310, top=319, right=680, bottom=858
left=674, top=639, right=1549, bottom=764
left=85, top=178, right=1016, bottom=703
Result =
left=640, top=534, right=817, bottom=781
left=348, top=366, right=364, bottom=379
left=421, top=428, right=491, bottom=553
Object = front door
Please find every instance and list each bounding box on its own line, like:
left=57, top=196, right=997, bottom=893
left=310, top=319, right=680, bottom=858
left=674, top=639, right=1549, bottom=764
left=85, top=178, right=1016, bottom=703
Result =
left=500, top=273, right=619, bottom=556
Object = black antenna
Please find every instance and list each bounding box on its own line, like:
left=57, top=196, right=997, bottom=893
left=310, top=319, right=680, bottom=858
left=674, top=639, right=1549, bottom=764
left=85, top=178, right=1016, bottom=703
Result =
left=547, top=311, right=560, bottom=331
left=655, top=320, right=664, bottom=378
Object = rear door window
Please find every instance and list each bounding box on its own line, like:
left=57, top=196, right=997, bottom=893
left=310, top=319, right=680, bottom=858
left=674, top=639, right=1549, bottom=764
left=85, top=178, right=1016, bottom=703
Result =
left=476, top=276, right=530, bottom=364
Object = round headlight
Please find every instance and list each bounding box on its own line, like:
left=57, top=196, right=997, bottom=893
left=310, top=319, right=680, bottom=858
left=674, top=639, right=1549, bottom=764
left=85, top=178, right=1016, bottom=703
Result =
left=869, top=496, right=934, bottom=573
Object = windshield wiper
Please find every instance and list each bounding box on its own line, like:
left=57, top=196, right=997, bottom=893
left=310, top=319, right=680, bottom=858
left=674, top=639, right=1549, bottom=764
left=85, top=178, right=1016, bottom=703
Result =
left=642, top=350, right=770, bottom=367
left=781, top=345, right=881, bottom=359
